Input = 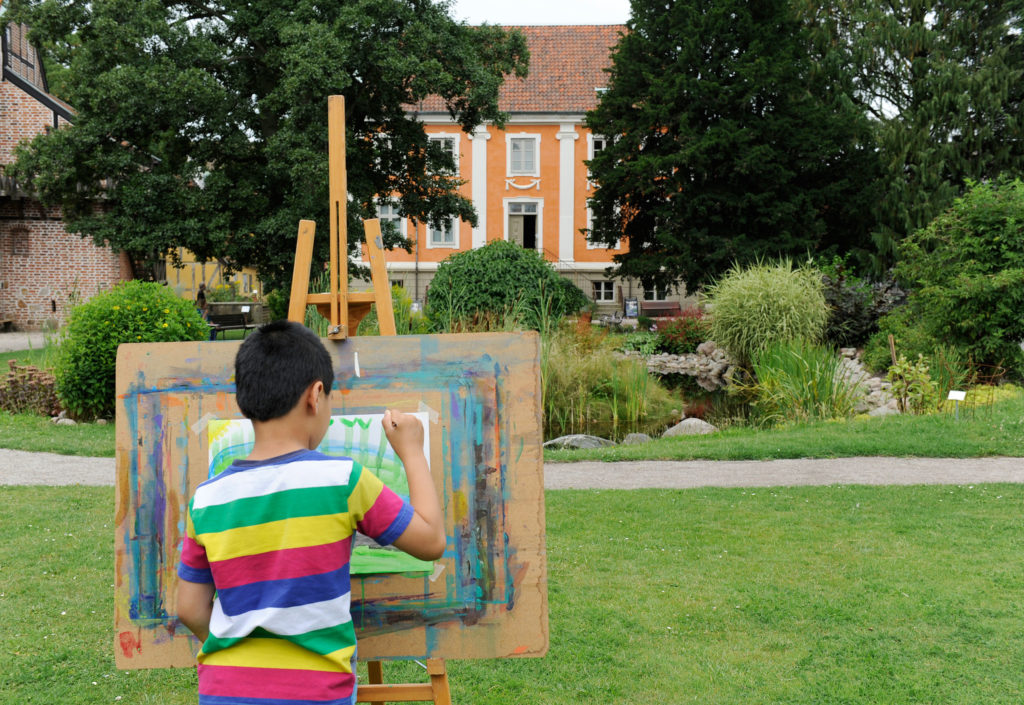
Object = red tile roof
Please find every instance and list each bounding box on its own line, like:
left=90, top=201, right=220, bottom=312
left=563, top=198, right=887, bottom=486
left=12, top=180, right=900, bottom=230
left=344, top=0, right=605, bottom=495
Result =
left=413, top=25, right=625, bottom=115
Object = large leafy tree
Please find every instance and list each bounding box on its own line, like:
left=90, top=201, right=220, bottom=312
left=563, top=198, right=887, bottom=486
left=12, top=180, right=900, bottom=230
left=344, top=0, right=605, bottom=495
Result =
left=806, top=0, right=1024, bottom=270
left=2, top=0, right=527, bottom=286
left=585, top=0, right=881, bottom=292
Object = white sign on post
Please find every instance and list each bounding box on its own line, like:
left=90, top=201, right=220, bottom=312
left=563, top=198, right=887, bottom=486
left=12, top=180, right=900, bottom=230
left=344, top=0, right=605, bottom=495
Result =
left=947, top=390, right=967, bottom=401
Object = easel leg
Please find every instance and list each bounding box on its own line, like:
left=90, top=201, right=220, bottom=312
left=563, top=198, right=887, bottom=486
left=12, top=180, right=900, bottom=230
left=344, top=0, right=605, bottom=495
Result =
left=427, top=659, right=452, bottom=705
left=356, top=659, right=452, bottom=704
left=367, top=660, right=385, bottom=705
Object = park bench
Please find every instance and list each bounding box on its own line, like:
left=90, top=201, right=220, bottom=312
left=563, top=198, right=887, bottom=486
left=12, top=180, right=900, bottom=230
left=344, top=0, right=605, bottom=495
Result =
left=208, top=310, right=256, bottom=339
left=639, top=301, right=683, bottom=318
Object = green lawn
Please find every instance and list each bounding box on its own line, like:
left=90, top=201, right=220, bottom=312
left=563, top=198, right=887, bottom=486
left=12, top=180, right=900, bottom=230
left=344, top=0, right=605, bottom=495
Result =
left=545, top=390, right=1024, bottom=462
left=3, top=343, right=1024, bottom=462
left=3, top=484, right=1023, bottom=704
left=4, top=390, right=1024, bottom=461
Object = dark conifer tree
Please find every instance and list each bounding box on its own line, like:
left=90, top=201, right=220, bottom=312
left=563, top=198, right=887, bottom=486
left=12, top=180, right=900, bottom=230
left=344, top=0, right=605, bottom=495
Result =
left=586, top=0, right=881, bottom=291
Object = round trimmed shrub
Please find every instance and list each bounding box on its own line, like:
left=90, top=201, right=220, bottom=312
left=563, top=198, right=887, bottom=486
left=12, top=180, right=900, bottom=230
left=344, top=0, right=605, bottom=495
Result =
left=56, top=280, right=209, bottom=419
left=706, top=259, right=828, bottom=365
left=426, top=240, right=588, bottom=331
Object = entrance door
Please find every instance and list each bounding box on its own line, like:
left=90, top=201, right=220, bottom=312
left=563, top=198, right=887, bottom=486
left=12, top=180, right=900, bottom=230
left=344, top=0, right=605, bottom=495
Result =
left=508, top=202, right=538, bottom=250
left=509, top=214, right=525, bottom=247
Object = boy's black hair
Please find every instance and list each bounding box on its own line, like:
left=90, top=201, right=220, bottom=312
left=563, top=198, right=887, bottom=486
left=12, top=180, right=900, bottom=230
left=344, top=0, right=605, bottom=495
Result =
left=234, top=320, right=334, bottom=422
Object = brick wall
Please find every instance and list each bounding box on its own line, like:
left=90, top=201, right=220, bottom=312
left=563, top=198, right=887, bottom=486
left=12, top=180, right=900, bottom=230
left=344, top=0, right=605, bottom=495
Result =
left=0, top=25, right=127, bottom=331
left=0, top=34, right=72, bottom=165
left=0, top=199, right=130, bottom=329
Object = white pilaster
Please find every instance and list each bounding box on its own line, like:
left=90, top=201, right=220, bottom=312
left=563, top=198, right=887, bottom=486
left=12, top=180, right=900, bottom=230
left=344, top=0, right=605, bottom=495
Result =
left=556, top=123, right=579, bottom=263
left=470, top=125, right=491, bottom=249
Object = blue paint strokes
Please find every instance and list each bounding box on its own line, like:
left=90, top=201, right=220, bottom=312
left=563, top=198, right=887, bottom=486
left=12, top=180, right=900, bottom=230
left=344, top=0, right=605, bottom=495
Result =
left=128, top=387, right=170, bottom=623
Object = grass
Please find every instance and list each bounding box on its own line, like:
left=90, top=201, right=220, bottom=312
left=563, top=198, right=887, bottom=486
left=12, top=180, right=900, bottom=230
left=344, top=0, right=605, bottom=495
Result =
left=4, top=484, right=1024, bottom=703
left=3, top=386, right=1024, bottom=462
left=545, top=390, right=1024, bottom=462
left=2, top=340, right=1024, bottom=462
left=1, top=342, right=61, bottom=370
left=0, top=412, right=115, bottom=457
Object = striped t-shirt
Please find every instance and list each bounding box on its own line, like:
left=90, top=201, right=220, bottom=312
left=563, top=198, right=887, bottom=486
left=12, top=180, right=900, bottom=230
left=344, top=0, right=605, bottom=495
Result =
left=177, top=449, right=414, bottom=705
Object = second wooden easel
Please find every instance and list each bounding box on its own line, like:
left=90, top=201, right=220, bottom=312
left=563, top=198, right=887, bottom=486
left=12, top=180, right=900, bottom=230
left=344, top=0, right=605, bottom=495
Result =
left=286, top=94, right=452, bottom=705
left=287, top=94, right=396, bottom=339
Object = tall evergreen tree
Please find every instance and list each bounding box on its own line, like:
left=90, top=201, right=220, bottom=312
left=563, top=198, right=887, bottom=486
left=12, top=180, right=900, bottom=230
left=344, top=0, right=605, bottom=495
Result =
left=585, top=0, right=880, bottom=292
left=2, top=0, right=527, bottom=285
left=807, top=0, right=1024, bottom=270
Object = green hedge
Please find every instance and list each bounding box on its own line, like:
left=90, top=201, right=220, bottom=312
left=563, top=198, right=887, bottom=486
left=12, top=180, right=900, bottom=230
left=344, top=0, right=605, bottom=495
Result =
left=426, top=240, right=588, bottom=331
left=56, top=281, right=209, bottom=419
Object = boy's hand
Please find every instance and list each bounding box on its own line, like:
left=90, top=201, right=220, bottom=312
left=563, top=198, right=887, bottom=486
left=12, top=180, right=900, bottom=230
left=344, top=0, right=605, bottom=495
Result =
left=382, top=409, right=425, bottom=459
left=382, top=409, right=445, bottom=560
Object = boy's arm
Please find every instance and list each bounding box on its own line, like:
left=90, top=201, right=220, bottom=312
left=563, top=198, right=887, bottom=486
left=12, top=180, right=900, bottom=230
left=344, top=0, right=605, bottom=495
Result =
left=383, top=410, right=445, bottom=560
left=176, top=579, right=215, bottom=642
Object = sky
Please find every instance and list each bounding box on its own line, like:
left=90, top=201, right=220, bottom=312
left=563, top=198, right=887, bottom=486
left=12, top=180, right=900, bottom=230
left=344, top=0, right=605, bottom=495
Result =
left=449, top=0, right=631, bottom=26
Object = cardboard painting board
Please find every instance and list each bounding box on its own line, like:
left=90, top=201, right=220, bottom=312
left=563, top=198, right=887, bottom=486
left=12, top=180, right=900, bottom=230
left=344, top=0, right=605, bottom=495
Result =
left=114, top=332, right=547, bottom=669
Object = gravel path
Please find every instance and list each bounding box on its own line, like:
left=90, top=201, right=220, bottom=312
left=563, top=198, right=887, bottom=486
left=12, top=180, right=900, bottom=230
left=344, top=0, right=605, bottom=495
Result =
left=1, top=448, right=1021, bottom=489
left=0, top=331, right=48, bottom=352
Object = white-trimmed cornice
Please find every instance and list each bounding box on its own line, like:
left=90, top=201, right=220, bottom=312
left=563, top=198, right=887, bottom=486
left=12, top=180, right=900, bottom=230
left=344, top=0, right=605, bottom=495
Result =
left=414, top=112, right=587, bottom=126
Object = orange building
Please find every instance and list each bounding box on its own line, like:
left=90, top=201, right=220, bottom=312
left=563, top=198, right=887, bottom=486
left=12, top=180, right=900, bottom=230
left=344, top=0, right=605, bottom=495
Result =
left=361, top=25, right=681, bottom=315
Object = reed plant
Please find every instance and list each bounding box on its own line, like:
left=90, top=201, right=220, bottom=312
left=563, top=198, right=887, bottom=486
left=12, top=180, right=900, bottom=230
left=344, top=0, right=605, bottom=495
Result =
left=541, top=325, right=678, bottom=440
left=303, top=269, right=332, bottom=336
left=748, top=341, right=863, bottom=425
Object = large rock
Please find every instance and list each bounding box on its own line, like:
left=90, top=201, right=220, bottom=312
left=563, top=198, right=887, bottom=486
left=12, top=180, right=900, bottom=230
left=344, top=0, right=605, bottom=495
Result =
left=620, top=432, right=653, bottom=445
left=542, top=434, right=616, bottom=450
left=662, top=417, right=718, bottom=437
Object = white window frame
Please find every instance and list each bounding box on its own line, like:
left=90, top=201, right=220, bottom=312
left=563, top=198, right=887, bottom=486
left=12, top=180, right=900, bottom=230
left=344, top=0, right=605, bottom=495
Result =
left=427, top=216, right=459, bottom=249
left=586, top=133, right=608, bottom=187
left=503, top=197, right=544, bottom=252
left=376, top=200, right=407, bottom=239
left=592, top=280, right=616, bottom=303
left=506, top=133, right=541, bottom=177
left=585, top=207, right=621, bottom=250
left=643, top=285, right=670, bottom=302
left=428, top=133, right=460, bottom=175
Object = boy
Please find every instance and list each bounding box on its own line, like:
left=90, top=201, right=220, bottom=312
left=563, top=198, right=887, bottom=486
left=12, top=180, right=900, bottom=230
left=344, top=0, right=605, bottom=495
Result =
left=176, top=320, right=445, bottom=704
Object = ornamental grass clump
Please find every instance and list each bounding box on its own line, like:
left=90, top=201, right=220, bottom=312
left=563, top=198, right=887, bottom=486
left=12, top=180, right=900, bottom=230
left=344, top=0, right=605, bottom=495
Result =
left=56, top=280, right=209, bottom=419
left=748, top=341, right=863, bottom=425
left=706, top=259, right=829, bottom=365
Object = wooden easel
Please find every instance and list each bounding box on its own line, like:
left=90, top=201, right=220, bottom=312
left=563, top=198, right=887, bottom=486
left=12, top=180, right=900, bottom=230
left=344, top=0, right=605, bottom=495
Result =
left=286, top=94, right=452, bottom=704
left=287, top=95, right=396, bottom=339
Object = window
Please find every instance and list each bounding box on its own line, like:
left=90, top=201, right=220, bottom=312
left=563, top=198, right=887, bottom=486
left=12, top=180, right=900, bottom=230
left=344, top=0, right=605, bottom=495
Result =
left=507, top=134, right=540, bottom=176
left=509, top=201, right=538, bottom=216
left=643, top=286, right=669, bottom=301
left=428, top=217, right=458, bottom=248
left=428, top=134, right=459, bottom=175
left=590, top=135, right=608, bottom=157
left=592, top=281, right=615, bottom=302
left=585, top=208, right=620, bottom=250
left=377, top=202, right=406, bottom=239
left=389, top=279, right=404, bottom=290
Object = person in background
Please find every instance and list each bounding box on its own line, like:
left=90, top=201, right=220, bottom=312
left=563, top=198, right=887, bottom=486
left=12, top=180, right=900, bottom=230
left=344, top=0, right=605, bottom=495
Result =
left=196, top=283, right=209, bottom=321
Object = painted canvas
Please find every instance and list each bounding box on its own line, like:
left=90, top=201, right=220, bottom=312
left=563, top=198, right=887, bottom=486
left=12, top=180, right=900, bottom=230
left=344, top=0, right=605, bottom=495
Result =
left=114, top=332, right=547, bottom=669
left=208, top=413, right=434, bottom=574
